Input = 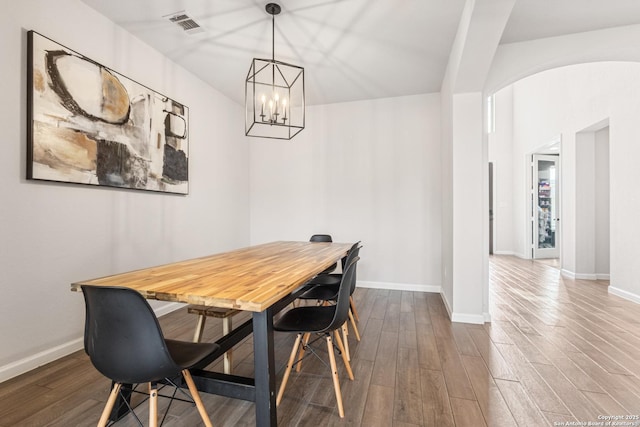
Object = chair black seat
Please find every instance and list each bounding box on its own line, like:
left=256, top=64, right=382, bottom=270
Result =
left=165, top=339, right=218, bottom=370
left=308, top=273, right=341, bottom=286
left=298, top=284, right=339, bottom=301
left=274, top=305, right=337, bottom=333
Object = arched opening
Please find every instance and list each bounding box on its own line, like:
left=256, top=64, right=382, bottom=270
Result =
left=487, top=61, right=640, bottom=305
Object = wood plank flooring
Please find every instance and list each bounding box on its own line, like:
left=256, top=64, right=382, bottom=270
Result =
left=1, top=255, right=639, bottom=426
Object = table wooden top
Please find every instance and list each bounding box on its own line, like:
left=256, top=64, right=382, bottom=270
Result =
left=71, top=241, right=352, bottom=312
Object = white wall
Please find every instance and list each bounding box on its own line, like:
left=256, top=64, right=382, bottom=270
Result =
left=488, top=86, right=514, bottom=255
left=249, top=94, right=442, bottom=291
left=0, top=0, right=250, bottom=381
left=493, top=62, right=640, bottom=303
left=594, top=127, right=610, bottom=277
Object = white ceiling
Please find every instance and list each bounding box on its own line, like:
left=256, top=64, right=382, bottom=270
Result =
left=80, top=0, right=640, bottom=106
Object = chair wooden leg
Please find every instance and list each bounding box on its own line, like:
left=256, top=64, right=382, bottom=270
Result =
left=149, top=383, right=158, bottom=427
left=295, top=332, right=311, bottom=373
left=182, top=369, right=214, bottom=427
left=277, top=333, right=302, bottom=406
left=326, top=335, right=345, bottom=418
left=222, top=317, right=233, bottom=374
left=333, top=330, right=354, bottom=380
left=97, top=382, right=122, bottom=427
left=348, top=309, right=361, bottom=341
left=341, top=323, right=350, bottom=361
left=193, top=314, right=206, bottom=343
left=350, top=296, right=360, bottom=322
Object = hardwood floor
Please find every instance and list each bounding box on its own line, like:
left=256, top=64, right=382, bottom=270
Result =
left=1, top=255, right=639, bottom=426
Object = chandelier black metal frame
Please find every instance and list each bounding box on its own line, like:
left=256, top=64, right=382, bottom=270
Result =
left=245, top=2, right=305, bottom=140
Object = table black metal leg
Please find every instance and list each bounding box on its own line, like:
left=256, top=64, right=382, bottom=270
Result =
left=252, top=309, right=277, bottom=426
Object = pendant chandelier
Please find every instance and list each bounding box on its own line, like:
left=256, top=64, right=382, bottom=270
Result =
left=245, top=3, right=305, bottom=140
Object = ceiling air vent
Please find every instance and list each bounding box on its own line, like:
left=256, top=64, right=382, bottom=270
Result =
left=165, top=12, right=205, bottom=34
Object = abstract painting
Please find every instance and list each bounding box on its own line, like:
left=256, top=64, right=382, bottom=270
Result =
left=27, top=31, right=189, bottom=194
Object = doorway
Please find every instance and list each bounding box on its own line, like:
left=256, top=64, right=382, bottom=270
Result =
left=532, top=154, right=560, bottom=259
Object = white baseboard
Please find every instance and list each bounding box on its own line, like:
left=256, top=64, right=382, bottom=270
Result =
left=154, top=302, right=185, bottom=317
left=357, top=281, right=440, bottom=293
left=575, top=273, right=598, bottom=280
left=493, top=250, right=516, bottom=256
left=562, top=270, right=611, bottom=281
left=441, top=291, right=453, bottom=318
left=0, top=302, right=186, bottom=384
left=609, top=286, right=640, bottom=304
left=0, top=337, right=84, bottom=383
left=451, top=312, right=486, bottom=324
left=438, top=291, right=488, bottom=324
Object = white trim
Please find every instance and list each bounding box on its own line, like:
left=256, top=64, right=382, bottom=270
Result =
left=493, top=250, right=516, bottom=256
left=0, top=337, right=84, bottom=383
left=154, top=302, right=185, bottom=317
left=562, top=271, right=611, bottom=281
left=609, top=286, right=640, bottom=305
left=439, top=291, right=490, bottom=325
left=0, top=303, right=185, bottom=383
left=440, top=291, right=453, bottom=319
left=357, top=281, right=440, bottom=293
left=451, top=312, right=486, bottom=324
left=575, top=273, right=598, bottom=280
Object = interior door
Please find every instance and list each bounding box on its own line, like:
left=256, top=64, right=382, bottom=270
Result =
left=533, top=154, right=560, bottom=259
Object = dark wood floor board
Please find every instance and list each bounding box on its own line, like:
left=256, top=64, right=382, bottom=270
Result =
left=369, top=289, right=391, bottom=321
left=399, top=310, right=417, bottom=333
left=542, top=410, right=579, bottom=425
left=335, top=358, right=375, bottom=426
left=433, top=332, right=475, bottom=401
left=481, top=321, right=514, bottom=345
left=547, top=356, right=607, bottom=393
left=415, top=324, right=441, bottom=371
left=494, top=378, right=547, bottom=427
left=355, top=317, right=383, bottom=363
left=606, top=379, right=640, bottom=414
left=450, top=323, right=480, bottom=357
left=582, top=390, right=628, bottom=416
left=420, top=368, right=454, bottom=427
left=400, top=291, right=414, bottom=313
left=552, top=326, right=634, bottom=376
left=412, top=292, right=431, bottom=325
left=393, top=346, right=423, bottom=425
left=399, top=324, right=418, bottom=350
left=449, top=397, right=486, bottom=427
left=495, top=342, right=571, bottom=415
left=382, top=301, right=401, bottom=334
left=492, top=319, right=552, bottom=365
left=360, top=384, right=395, bottom=427
left=461, top=355, right=518, bottom=426
left=466, top=326, right=517, bottom=381
left=370, top=331, right=399, bottom=387
left=531, top=362, right=601, bottom=421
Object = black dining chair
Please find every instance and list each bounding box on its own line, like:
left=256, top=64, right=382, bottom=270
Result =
left=298, top=242, right=362, bottom=360
left=274, top=256, right=360, bottom=418
left=81, top=285, right=219, bottom=427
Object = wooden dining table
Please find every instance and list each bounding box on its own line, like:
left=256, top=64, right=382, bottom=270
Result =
left=71, top=240, right=352, bottom=427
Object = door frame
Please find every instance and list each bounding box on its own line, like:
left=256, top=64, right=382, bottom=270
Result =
left=532, top=154, right=560, bottom=259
